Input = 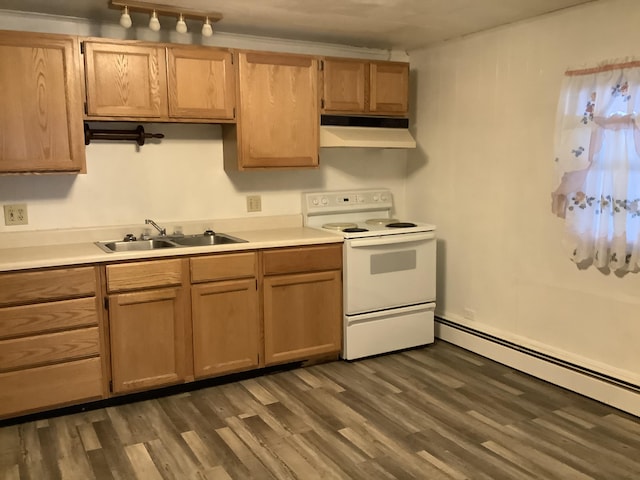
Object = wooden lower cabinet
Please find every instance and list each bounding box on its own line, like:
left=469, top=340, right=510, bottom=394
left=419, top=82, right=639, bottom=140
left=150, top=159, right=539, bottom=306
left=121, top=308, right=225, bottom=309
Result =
left=0, top=358, right=103, bottom=418
left=0, top=266, right=105, bottom=419
left=108, top=287, right=188, bottom=393
left=262, top=245, right=343, bottom=366
left=0, top=245, right=343, bottom=418
left=105, top=259, right=188, bottom=394
left=190, top=252, right=259, bottom=378
left=191, top=278, right=259, bottom=378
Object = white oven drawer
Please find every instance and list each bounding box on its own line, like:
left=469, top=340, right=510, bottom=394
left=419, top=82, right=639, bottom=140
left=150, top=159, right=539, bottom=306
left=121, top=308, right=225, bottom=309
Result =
left=343, top=303, right=435, bottom=360
left=344, top=232, right=436, bottom=315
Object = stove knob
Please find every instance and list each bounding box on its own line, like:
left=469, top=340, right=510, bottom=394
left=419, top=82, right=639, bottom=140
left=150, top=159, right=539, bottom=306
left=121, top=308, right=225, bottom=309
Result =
left=321, top=197, right=328, bottom=205
left=312, top=198, right=319, bottom=206
left=373, top=194, right=380, bottom=201
left=380, top=194, right=388, bottom=202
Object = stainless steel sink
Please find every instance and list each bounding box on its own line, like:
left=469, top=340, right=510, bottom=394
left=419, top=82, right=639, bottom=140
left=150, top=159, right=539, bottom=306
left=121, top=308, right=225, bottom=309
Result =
left=96, top=232, right=247, bottom=253
left=96, top=239, right=177, bottom=253
left=171, top=233, right=247, bottom=247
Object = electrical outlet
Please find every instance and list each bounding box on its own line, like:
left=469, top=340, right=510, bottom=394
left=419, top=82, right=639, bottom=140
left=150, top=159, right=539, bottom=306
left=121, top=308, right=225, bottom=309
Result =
left=246, top=195, right=262, bottom=212
left=463, top=307, right=476, bottom=321
left=3, top=203, right=28, bottom=226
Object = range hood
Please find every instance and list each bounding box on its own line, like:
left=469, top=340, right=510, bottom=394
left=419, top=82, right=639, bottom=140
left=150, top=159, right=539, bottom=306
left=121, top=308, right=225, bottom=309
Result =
left=320, top=115, right=416, bottom=149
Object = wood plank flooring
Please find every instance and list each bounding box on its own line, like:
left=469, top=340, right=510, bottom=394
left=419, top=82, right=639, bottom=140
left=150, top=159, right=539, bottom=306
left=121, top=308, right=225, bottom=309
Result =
left=1, top=340, right=639, bottom=479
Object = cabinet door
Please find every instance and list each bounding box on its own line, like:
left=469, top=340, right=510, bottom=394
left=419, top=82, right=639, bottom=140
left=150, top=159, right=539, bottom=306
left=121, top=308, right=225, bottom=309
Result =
left=236, top=51, right=319, bottom=169
left=369, top=61, right=409, bottom=115
left=0, top=31, right=85, bottom=173
left=167, top=47, right=235, bottom=120
left=191, top=278, right=259, bottom=378
left=84, top=41, right=167, bottom=118
left=109, top=287, right=186, bottom=393
left=263, top=270, right=341, bottom=365
left=322, top=58, right=366, bottom=114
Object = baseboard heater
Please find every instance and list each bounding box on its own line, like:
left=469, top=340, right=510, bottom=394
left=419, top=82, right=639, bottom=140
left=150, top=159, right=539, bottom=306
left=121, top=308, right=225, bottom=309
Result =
left=436, top=317, right=640, bottom=394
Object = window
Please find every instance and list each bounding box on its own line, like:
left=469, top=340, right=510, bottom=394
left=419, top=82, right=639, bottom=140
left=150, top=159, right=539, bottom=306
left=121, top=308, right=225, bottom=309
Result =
left=552, top=61, right=640, bottom=273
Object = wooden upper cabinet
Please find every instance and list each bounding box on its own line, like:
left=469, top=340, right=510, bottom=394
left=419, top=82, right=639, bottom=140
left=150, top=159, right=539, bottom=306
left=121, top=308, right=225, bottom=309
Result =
left=83, top=40, right=168, bottom=118
left=167, top=47, right=235, bottom=120
left=225, top=51, right=319, bottom=170
left=83, top=40, right=235, bottom=122
left=0, top=30, right=85, bottom=174
left=322, top=58, right=367, bottom=113
left=369, top=61, right=409, bottom=115
left=321, top=58, right=409, bottom=116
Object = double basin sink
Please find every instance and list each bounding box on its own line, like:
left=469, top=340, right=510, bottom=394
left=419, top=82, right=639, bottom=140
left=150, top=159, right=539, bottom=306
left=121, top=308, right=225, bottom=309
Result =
left=96, top=231, right=247, bottom=253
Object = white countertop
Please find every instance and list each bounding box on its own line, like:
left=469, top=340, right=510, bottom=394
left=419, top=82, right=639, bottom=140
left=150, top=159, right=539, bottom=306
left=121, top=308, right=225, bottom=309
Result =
left=0, top=216, right=344, bottom=272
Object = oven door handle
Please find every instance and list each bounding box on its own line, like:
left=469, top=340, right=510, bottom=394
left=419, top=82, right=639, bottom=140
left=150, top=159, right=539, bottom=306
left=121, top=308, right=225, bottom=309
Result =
left=348, top=231, right=435, bottom=248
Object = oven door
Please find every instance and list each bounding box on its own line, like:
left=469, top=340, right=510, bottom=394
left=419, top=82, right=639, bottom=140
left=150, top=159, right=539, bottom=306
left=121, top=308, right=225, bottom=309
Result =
left=343, top=231, right=436, bottom=315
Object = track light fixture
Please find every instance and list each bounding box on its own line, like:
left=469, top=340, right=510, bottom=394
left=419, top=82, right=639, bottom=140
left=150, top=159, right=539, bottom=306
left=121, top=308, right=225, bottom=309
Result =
left=176, top=13, right=188, bottom=34
left=148, top=10, right=160, bottom=32
left=201, top=17, right=213, bottom=37
left=110, top=1, right=223, bottom=36
left=119, top=6, right=132, bottom=28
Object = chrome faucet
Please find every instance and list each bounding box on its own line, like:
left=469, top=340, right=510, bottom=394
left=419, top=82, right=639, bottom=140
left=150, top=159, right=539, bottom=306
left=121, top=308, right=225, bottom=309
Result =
left=145, top=218, right=166, bottom=236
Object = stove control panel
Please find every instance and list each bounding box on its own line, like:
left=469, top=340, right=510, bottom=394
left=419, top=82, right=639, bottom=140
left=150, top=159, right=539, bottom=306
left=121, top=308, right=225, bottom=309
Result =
left=303, top=189, right=393, bottom=215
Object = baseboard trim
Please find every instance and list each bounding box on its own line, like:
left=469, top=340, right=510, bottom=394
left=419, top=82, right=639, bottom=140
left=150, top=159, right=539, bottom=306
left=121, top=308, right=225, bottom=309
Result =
left=435, top=317, right=640, bottom=417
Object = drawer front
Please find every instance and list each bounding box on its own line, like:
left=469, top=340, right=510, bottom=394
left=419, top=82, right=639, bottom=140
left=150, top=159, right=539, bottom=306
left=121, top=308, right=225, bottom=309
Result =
left=0, top=297, right=98, bottom=340
left=191, top=252, right=256, bottom=283
left=263, top=244, right=342, bottom=275
left=107, top=259, right=183, bottom=292
left=0, top=267, right=97, bottom=307
left=0, top=357, right=103, bottom=419
left=0, top=327, right=100, bottom=371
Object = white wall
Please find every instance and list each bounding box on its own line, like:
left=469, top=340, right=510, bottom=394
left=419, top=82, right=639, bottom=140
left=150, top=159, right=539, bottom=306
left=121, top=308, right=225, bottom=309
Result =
left=0, top=12, right=409, bottom=234
left=0, top=123, right=409, bottom=232
left=407, top=0, right=640, bottom=386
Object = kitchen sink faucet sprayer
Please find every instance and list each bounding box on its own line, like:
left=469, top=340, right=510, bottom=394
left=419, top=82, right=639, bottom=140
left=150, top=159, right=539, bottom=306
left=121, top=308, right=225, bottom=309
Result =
left=145, top=218, right=166, bottom=236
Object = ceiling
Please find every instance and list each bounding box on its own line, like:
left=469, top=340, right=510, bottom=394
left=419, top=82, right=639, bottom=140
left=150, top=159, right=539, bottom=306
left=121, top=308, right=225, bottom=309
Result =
left=1, top=0, right=599, bottom=50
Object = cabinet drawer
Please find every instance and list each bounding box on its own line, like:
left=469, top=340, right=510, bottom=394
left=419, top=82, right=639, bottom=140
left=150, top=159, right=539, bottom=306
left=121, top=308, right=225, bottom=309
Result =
left=0, top=267, right=97, bottom=307
left=107, top=259, right=183, bottom=292
left=0, top=327, right=100, bottom=371
left=0, top=297, right=98, bottom=339
left=191, top=252, right=256, bottom=283
left=263, top=244, right=342, bottom=275
left=0, top=357, right=103, bottom=419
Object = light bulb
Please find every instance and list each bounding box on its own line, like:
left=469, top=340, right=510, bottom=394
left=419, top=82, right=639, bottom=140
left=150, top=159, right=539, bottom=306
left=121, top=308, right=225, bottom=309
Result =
left=201, top=17, right=213, bottom=37
left=119, top=6, right=132, bottom=29
left=149, top=10, right=161, bottom=31
left=176, top=14, right=188, bottom=34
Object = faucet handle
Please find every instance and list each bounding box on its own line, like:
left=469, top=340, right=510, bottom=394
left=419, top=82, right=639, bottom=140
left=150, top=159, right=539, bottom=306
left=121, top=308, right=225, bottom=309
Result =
left=145, top=218, right=166, bottom=236
left=123, top=233, right=137, bottom=242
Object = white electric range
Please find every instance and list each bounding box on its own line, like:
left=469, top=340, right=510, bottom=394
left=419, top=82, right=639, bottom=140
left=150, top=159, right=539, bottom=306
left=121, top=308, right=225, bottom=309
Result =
left=302, top=189, right=437, bottom=360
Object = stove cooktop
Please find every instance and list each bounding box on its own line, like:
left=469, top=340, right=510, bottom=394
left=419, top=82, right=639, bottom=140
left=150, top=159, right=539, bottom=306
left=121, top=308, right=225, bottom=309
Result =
left=303, top=188, right=436, bottom=239
left=320, top=220, right=435, bottom=239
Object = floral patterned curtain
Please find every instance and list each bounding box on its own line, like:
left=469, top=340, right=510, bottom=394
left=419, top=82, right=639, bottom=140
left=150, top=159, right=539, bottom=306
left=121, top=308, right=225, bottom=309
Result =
left=552, top=61, right=640, bottom=273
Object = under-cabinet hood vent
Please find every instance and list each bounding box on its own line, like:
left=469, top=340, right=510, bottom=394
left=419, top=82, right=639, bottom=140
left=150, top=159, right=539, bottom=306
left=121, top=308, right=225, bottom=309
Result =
left=320, top=115, right=416, bottom=149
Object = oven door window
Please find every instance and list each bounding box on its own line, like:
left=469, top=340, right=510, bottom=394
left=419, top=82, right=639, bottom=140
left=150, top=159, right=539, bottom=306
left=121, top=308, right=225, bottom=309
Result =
left=370, top=250, right=416, bottom=274
left=344, top=233, right=436, bottom=315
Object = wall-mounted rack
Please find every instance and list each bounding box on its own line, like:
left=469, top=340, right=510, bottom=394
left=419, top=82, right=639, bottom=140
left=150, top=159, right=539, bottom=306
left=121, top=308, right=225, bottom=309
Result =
left=84, top=124, right=164, bottom=146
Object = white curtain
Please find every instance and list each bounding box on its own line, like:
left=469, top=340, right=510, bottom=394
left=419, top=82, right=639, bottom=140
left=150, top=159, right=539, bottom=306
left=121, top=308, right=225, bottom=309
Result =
left=552, top=61, right=640, bottom=273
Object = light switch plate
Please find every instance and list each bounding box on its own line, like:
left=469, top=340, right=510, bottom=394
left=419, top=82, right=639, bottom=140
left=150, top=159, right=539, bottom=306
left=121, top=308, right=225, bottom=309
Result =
left=4, top=204, right=28, bottom=226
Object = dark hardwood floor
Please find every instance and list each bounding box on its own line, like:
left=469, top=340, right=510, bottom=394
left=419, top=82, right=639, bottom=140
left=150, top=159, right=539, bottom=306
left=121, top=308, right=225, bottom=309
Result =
left=1, top=340, right=639, bottom=479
